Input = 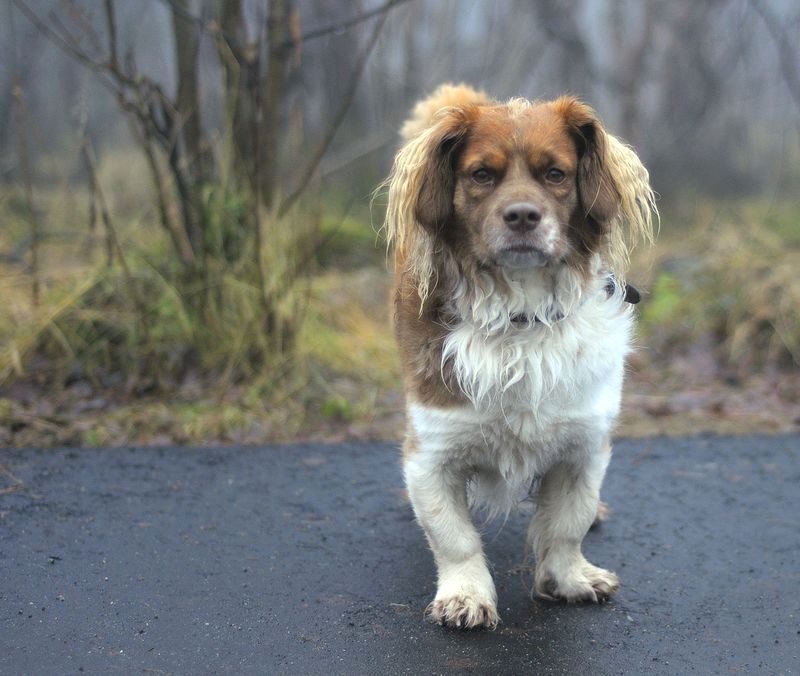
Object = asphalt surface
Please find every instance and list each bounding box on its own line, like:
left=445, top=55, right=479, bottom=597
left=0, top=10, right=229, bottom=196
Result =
left=1, top=435, right=799, bottom=675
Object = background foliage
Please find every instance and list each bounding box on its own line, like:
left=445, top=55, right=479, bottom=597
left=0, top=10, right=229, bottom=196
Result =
left=1, top=0, right=799, bottom=446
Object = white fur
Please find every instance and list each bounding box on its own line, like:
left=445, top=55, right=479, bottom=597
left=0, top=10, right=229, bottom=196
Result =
left=404, top=264, right=629, bottom=627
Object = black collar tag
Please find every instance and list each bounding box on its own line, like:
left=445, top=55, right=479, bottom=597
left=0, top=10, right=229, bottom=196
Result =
left=605, top=276, right=641, bottom=305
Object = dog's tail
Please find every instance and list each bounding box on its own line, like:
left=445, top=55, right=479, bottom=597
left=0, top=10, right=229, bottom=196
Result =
left=400, top=83, right=492, bottom=140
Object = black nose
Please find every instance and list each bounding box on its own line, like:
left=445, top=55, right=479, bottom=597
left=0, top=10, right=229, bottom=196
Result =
left=503, top=202, right=542, bottom=232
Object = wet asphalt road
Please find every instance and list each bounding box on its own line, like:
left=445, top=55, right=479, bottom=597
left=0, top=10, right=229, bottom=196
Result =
left=1, top=434, right=798, bottom=675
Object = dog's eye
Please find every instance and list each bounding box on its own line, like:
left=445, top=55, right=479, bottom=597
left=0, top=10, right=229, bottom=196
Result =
left=546, top=167, right=566, bottom=184
left=472, top=168, right=493, bottom=185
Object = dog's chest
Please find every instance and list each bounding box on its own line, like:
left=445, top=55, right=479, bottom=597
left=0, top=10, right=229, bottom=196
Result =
left=409, top=294, right=634, bottom=493
left=445, top=306, right=630, bottom=411
left=408, top=310, right=631, bottom=509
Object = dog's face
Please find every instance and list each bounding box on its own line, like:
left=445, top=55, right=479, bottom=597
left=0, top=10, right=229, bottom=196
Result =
left=452, top=105, right=581, bottom=269
left=414, top=98, right=621, bottom=272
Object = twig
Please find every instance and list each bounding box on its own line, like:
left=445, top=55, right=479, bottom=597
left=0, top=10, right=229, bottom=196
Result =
left=18, top=0, right=173, bottom=159
left=278, top=7, right=391, bottom=218
left=81, top=135, right=148, bottom=324
left=104, top=0, right=119, bottom=72
left=14, top=0, right=171, bottom=104
left=15, top=0, right=198, bottom=271
left=300, top=195, right=357, bottom=271
left=85, top=146, right=100, bottom=251
left=134, top=118, right=196, bottom=265
left=0, top=464, right=24, bottom=495
left=289, top=0, right=413, bottom=47
left=153, top=0, right=413, bottom=48
left=13, top=0, right=117, bottom=92
left=10, top=5, right=41, bottom=306
left=154, top=0, right=230, bottom=40
left=80, top=137, right=113, bottom=267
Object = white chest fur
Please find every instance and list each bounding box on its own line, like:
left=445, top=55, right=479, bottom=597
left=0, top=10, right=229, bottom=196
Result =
left=407, top=273, right=633, bottom=515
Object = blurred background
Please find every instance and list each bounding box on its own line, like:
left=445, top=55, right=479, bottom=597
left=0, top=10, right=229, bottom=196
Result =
left=0, top=0, right=798, bottom=447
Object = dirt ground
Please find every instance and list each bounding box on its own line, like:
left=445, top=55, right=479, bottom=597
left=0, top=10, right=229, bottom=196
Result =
left=1, top=360, right=798, bottom=448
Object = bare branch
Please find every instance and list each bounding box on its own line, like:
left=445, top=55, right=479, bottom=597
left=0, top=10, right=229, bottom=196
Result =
left=15, top=0, right=202, bottom=266
left=14, top=0, right=172, bottom=107
left=81, top=135, right=148, bottom=321
left=131, top=115, right=196, bottom=265
left=104, top=0, right=119, bottom=72
left=157, top=0, right=233, bottom=42
left=13, top=0, right=119, bottom=91
left=291, top=0, right=413, bottom=47
left=9, top=5, right=41, bottom=306
left=154, top=0, right=413, bottom=47
left=80, top=135, right=113, bottom=266
left=277, top=7, right=390, bottom=217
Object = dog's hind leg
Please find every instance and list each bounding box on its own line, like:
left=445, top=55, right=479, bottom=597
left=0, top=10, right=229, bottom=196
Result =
left=592, top=500, right=610, bottom=528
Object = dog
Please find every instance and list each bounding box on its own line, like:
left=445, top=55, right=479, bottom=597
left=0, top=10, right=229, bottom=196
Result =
left=382, top=84, right=656, bottom=629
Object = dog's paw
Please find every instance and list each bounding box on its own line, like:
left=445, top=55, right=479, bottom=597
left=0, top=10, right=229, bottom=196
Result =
left=426, top=592, right=499, bottom=629
left=535, top=562, right=619, bottom=604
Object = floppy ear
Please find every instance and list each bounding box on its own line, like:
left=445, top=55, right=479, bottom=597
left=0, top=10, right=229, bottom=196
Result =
left=554, top=97, right=620, bottom=227
left=554, top=96, right=656, bottom=274
left=413, top=119, right=468, bottom=233
left=383, top=106, right=473, bottom=304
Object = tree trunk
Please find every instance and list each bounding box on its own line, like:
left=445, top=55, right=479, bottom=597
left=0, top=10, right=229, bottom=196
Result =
left=217, top=0, right=293, bottom=207
left=171, top=0, right=212, bottom=185
left=218, top=0, right=256, bottom=193
left=169, top=0, right=213, bottom=270
left=261, top=0, right=292, bottom=207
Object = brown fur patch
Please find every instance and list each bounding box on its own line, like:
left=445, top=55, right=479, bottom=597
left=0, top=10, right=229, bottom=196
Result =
left=393, top=266, right=465, bottom=409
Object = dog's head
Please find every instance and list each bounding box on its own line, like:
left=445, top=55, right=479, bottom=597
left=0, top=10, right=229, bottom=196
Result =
left=385, top=84, right=655, bottom=304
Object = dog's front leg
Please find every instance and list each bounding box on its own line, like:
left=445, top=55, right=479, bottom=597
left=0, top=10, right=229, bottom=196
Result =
left=528, top=442, right=620, bottom=603
left=403, top=443, right=499, bottom=629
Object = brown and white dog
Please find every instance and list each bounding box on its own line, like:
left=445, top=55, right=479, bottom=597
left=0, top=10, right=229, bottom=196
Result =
left=383, top=84, right=656, bottom=629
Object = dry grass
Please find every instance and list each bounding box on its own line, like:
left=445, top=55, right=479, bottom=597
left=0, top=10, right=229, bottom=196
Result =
left=635, top=197, right=800, bottom=371
left=0, top=185, right=798, bottom=447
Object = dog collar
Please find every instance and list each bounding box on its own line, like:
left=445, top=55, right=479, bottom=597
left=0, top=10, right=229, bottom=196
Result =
left=509, top=277, right=640, bottom=326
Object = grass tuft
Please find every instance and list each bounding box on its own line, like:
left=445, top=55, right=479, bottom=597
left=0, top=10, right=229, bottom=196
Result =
left=638, top=199, right=800, bottom=372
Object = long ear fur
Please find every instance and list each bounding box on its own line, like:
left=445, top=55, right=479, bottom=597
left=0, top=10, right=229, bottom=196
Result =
left=554, top=97, right=657, bottom=278
left=383, top=85, right=488, bottom=306
left=384, top=110, right=467, bottom=306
